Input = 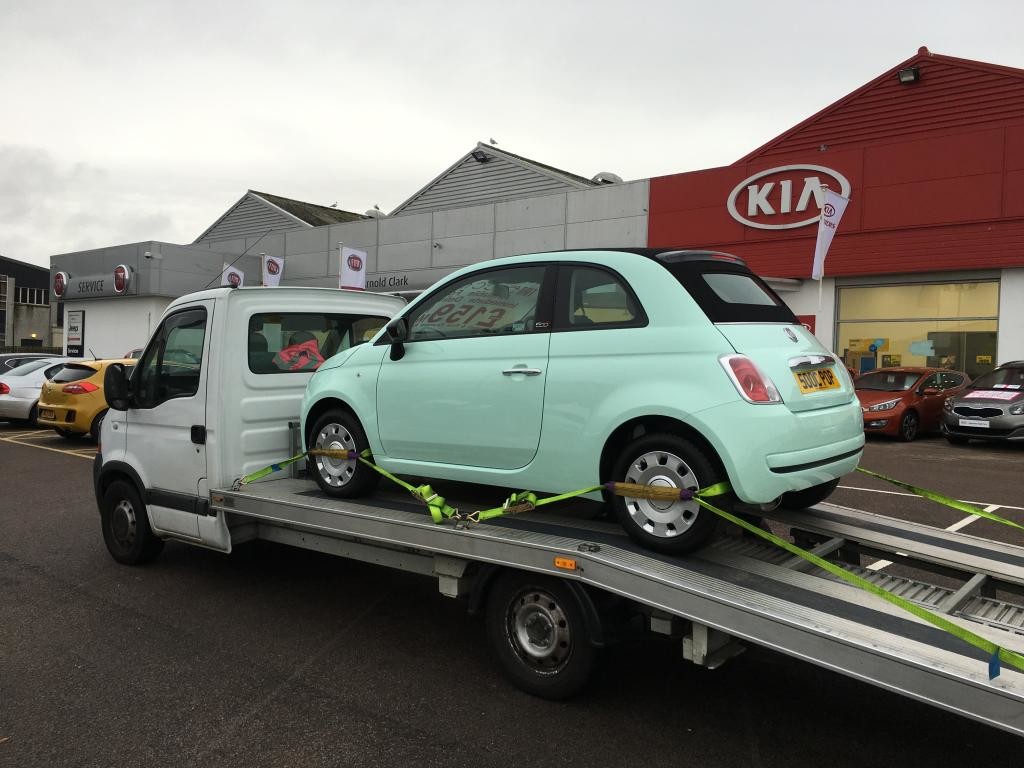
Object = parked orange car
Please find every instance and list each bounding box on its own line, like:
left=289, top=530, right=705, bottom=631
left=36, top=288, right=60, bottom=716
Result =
left=855, top=367, right=970, bottom=441
left=37, top=358, right=136, bottom=439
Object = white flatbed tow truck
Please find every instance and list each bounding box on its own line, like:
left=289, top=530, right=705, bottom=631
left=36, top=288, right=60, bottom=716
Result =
left=93, top=286, right=1024, bottom=736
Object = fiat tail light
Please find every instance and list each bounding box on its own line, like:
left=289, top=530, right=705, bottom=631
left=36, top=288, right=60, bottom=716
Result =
left=720, top=354, right=781, bottom=404
left=0, top=383, right=9, bottom=395
left=63, top=381, right=99, bottom=395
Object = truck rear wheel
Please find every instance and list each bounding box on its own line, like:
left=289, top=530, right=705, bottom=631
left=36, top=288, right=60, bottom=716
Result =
left=308, top=409, right=380, bottom=498
left=485, top=571, right=597, bottom=700
left=101, top=480, right=164, bottom=565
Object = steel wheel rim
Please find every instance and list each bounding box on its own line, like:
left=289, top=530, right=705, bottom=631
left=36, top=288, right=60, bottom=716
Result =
left=623, top=450, right=700, bottom=538
left=507, top=588, right=572, bottom=674
left=111, top=499, right=137, bottom=548
left=314, top=422, right=357, bottom=487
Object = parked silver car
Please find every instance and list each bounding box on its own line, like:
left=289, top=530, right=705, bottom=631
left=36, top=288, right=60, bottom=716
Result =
left=941, top=361, right=1024, bottom=444
left=0, top=357, right=70, bottom=425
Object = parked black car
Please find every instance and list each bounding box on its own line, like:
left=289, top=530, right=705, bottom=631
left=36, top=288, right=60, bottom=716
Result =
left=941, top=361, right=1024, bottom=444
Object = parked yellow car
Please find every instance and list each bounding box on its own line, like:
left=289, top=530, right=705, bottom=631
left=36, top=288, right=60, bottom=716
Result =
left=38, top=358, right=135, bottom=439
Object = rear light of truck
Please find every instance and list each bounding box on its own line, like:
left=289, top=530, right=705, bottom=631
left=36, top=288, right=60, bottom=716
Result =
left=63, top=381, right=99, bottom=395
left=720, top=354, right=781, bottom=404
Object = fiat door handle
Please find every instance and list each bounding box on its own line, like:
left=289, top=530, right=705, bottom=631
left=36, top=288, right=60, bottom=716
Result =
left=502, top=367, right=542, bottom=376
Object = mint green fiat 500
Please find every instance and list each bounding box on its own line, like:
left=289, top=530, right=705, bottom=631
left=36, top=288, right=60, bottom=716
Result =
left=302, top=249, right=864, bottom=554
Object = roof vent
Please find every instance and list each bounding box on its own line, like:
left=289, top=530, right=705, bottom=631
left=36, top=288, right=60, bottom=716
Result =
left=592, top=171, right=623, bottom=185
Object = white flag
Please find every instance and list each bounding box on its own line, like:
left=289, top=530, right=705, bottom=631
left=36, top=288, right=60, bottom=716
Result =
left=262, top=254, right=284, bottom=287
left=811, top=188, right=849, bottom=280
left=339, top=245, right=367, bottom=290
left=221, top=263, right=245, bottom=288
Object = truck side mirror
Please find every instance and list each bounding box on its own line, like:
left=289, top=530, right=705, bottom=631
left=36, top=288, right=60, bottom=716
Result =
left=386, top=317, right=408, bottom=361
left=104, top=363, right=131, bottom=411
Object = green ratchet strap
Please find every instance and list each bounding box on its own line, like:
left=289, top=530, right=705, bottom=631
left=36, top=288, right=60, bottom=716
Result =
left=691, top=493, right=1024, bottom=679
left=856, top=467, right=1024, bottom=533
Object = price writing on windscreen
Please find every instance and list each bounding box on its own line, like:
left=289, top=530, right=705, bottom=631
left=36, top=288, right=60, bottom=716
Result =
left=414, top=282, right=538, bottom=332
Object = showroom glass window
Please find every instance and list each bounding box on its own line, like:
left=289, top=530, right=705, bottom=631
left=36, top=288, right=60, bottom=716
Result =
left=408, top=266, right=546, bottom=341
left=135, top=307, right=207, bottom=407
left=836, top=281, right=998, bottom=379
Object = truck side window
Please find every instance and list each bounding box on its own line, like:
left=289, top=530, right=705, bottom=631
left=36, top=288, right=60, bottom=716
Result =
left=135, top=308, right=207, bottom=408
left=248, top=312, right=389, bottom=374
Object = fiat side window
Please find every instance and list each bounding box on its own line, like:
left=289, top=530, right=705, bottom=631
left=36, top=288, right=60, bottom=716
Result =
left=408, top=266, right=546, bottom=341
left=557, top=266, right=644, bottom=330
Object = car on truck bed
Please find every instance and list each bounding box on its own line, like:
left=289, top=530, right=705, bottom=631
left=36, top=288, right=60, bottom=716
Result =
left=302, top=248, right=865, bottom=554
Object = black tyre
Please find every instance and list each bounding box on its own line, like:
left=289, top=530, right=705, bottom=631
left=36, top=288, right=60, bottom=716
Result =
left=90, top=409, right=108, bottom=441
left=101, top=480, right=164, bottom=565
left=28, top=403, right=39, bottom=427
left=945, top=433, right=970, bottom=446
left=898, top=410, right=919, bottom=442
left=55, top=427, right=85, bottom=439
left=308, top=409, right=380, bottom=498
left=779, top=478, right=840, bottom=510
left=485, top=571, right=597, bottom=700
left=610, top=433, right=721, bottom=555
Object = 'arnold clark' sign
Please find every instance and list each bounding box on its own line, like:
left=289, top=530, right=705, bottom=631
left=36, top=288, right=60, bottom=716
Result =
left=726, top=165, right=851, bottom=230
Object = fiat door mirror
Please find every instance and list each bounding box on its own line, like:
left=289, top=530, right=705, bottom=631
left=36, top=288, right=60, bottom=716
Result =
left=386, top=318, right=408, bottom=361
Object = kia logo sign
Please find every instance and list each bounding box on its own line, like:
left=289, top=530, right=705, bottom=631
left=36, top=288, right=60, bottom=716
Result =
left=266, top=259, right=280, bottom=275
left=53, top=271, right=68, bottom=298
left=727, top=164, right=851, bottom=230
left=347, top=254, right=364, bottom=271
left=113, top=264, right=131, bottom=294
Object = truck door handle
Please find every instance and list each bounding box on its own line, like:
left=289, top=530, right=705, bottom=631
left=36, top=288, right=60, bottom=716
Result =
left=191, top=425, right=207, bottom=445
left=502, top=368, right=542, bottom=376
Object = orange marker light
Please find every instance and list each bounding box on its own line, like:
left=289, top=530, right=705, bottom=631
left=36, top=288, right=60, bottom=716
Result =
left=554, top=557, right=577, bottom=571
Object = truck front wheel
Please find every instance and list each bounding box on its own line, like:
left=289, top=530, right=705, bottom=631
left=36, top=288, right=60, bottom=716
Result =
left=485, top=571, right=597, bottom=700
left=308, top=409, right=380, bottom=498
left=101, top=480, right=164, bottom=564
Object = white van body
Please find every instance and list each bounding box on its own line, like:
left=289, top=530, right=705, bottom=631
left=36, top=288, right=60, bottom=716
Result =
left=96, top=286, right=405, bottom=552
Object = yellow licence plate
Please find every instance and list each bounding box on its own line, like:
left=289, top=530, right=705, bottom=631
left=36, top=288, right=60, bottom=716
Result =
left=793, top=367, right=840, bottom=394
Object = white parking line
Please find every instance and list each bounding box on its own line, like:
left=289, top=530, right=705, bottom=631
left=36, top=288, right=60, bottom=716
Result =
left=865, top=504, right=1003, bottom=571
left=838, top=484, right=1024, bottom=512
left=0, top=436, right=96, bottom=460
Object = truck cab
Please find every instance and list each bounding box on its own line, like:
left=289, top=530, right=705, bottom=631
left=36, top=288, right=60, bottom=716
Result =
left=93, top=286, right=404, bottom=560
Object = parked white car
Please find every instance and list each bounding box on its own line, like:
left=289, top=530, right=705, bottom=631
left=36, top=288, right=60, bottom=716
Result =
left=0, top=357, right=70, bottom=425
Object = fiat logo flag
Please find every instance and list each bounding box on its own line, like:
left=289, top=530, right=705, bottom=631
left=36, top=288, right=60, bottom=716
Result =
left=113, top=264, right=132, bottom=294
left=53, top=271, right=69, bottom=298
left=221, top=263, right=245, bottom=288
left=339, top=245, right=367, bottom=290
left=262, top=254, right=285, bottom=287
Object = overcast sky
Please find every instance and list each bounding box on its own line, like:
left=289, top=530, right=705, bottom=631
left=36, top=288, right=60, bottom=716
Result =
left=2, top=0, right=1022, bottom=269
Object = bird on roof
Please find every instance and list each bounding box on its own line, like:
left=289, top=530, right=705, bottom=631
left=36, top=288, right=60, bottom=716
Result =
left=489, top=138, right=498, bottom=145
left=374, top=204, right=381, bottom=211
left=331, top=202, right=338, bottom=208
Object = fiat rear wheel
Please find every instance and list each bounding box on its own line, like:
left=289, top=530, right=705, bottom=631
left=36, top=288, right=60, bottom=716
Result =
left=610, top=433, right=721, bottom=555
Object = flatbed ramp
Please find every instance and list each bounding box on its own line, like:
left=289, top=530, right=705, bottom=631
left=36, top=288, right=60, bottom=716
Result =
left=213, top=479, right=1024, bottom=736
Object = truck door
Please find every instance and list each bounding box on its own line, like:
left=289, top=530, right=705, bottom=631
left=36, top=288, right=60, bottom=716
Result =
left=128, top=302, right=212, bottom=541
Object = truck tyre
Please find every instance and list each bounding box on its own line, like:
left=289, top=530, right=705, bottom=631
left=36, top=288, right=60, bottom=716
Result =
left=778, top=478, right=840, bottom=510
left=610, top=433, right=720, bottom=555
left=309, top=409, right=380, bottom=498
left=101, top=480, right=164, bottom=565
left=485, top=571, right=597, bottom=700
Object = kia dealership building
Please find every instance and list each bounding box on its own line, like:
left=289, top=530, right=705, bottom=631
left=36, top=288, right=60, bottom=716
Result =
left=50, top=48, right=1024, bottom=373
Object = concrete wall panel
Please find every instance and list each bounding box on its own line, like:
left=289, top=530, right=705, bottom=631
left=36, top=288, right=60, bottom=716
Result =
left=379, top=213, right=431, bottom=245
left=495, top=226, right=566, bottom=258
left=567, top=181, right=649, bottom=223
left=430, top=233, right=493, bottom=268
left=566, top=216, right=647, bottom=249
left=432, top=204, right=495, bottom=238
left=495, top=195, right=566, bottom=231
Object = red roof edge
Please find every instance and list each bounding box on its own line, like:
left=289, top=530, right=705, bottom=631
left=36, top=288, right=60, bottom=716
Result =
left=733, top=47, right=1024, bottom=165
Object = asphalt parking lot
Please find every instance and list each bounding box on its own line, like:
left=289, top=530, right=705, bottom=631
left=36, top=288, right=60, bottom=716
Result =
left=1, top=423, right=1022, bottom=766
